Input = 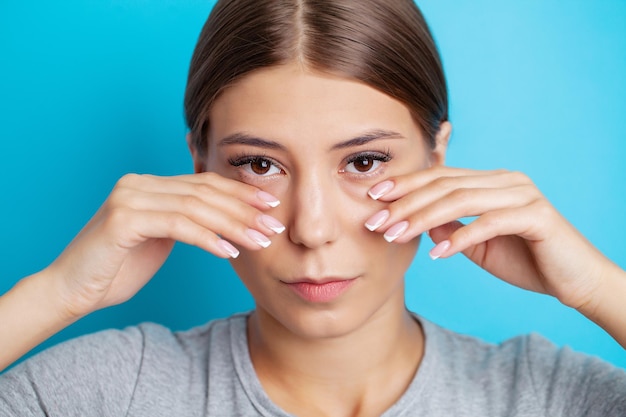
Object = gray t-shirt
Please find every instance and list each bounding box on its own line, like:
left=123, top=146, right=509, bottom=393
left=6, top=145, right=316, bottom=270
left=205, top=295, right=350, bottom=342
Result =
left=1, top=312, right=625, bottom=416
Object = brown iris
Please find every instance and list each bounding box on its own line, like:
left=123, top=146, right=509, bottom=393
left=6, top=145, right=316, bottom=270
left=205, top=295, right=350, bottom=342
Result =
left=352, top=157, right=375, bottom=173
left=250, top=158, right=272, bottom=175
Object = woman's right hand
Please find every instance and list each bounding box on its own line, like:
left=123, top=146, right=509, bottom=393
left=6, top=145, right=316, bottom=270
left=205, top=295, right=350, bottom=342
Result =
left=46, top=172, right=284, bottom=320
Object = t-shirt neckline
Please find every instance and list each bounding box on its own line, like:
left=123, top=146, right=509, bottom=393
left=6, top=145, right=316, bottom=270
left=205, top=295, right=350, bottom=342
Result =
left=228, top=311, right=438, bottom=416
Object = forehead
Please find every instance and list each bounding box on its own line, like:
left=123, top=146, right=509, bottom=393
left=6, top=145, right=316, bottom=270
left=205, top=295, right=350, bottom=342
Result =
left=208, top=63, right=423, bottom=145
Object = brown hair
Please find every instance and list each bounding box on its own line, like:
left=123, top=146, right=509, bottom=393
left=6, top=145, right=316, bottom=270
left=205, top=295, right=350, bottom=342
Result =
left=184, top=0, right=448, bottom=156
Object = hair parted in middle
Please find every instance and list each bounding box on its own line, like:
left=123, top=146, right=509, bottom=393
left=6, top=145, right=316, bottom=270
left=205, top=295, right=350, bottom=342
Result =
left=184, top=0, right=448, bottom=156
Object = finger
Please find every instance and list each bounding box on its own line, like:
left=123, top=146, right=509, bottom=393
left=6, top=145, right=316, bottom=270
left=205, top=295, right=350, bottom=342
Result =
left=104, top=207, right=245, bottom=258
left=105, top=205, right=279, bottom=258
left=369, top=167, right=531, bottom=202
left=114, top=173, right=280, bottom=210
left=428, top=220, right=464, bottom=244
left=114, top=188, right=285, bottom=238
left=370, top=184, right=541, bottom=243
left=429, top=206, right=549, bottom=293
left=444, top=200, right=553, bottom=257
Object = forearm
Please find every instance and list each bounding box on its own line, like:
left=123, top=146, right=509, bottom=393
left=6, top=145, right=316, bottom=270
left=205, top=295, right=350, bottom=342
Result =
left=0, top=270, right=78, bottom=372
left=578, top=263, right=626, bottom=349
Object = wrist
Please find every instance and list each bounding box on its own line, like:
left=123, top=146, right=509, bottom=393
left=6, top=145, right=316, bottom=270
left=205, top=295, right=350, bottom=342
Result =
left=575, top=262, right=626, bottom=348
left=21, top=269, right=81, bottom=325
left=0, top=270, right=81, bottom=371
left=36, top=265, right=92, bottom=323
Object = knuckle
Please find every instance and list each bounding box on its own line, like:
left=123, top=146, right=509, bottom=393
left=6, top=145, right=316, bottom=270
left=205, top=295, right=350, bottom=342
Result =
left=479, top=212, right=501, bottom=230
left=431, top=175, right=458, bottom=193
left=449, top=187, right=472, bottom=205
left=518, top=183, right=540, bottom=200
left=116, top=173, right=141, bottom=188
left=180, top=194, right=204, bottom=212
left=192, top=182, right=216, bottom=197
left=509, top=170, right=531, bottom=184
left=164, top=212, right=186, bottom=232
left=198, top=171, right=223, bottom=186
left=532, top=198, right=554, bottom=218
left=106, top=189, right=123, bottom=209
left=202, top=171, right=219, bottom=181
left=105, top=206, right=133, bottom=230
left=106, top=185, right=137, bottom=210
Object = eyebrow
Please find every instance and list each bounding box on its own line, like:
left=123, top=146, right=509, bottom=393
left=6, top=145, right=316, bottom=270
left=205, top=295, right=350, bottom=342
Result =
left=330, top=129, right=405, bottom=150
left=217, top=133, right=287, bottom=151
left=217, top=129, right=405, bottom=151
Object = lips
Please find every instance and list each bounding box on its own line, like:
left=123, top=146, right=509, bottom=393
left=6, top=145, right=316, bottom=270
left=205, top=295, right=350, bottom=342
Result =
left=283, top=277, right=357, bottom=303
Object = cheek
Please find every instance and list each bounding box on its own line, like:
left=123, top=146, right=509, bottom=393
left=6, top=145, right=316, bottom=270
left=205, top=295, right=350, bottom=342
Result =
left=340, top=181, right=387, bottom=228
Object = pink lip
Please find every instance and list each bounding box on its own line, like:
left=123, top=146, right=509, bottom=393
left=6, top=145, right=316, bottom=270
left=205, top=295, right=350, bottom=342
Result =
left=284, top=278, right=357, bottom=303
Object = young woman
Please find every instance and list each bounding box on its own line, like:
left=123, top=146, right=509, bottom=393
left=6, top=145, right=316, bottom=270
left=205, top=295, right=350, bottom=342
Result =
left=1, top=0, right=625, bottom=415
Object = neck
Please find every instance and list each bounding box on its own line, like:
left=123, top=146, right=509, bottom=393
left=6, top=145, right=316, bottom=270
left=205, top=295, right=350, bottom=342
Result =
left=247, top=290, right=424, bottom=417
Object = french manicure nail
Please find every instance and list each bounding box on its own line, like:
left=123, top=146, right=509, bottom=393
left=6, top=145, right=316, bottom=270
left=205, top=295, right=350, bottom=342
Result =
left=260, top=215, right=286, bottom=234
left=246, top=229, right=272, bottom=248
left=429, top=240, right=451, bottom=260
left=365, top=210, right=390, bottom=231
left=217, top=239, right=240, bottom=258
left=384, top=221, right=409, bottom=243
left=368, top=180, right=395, bottom=200
left=257, top=191, right=280, bottom=208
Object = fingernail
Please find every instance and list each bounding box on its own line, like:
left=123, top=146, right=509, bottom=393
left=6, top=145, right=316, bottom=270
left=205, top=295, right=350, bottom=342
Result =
left=260, top=215, right=285, bottom=234
left=257, top=191, right=280, bottom=207
left=384, top=221, right=409, bottom=242
left=429, top=240, right=451, bottom=260
left=217, top=239, right=240, bottom=258
left=365, top=210, right=390, bottom=231
left=246, top=229, right=272, bottom=248
left=368, top=180, right=394, bottom=200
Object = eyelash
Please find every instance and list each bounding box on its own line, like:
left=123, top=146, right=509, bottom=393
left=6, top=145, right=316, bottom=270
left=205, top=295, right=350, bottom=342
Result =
left=227, top=149, right=393, bottom=178
left=346, top=151, right=392, bottom=165
left=228, top=154, right=284, bottom=177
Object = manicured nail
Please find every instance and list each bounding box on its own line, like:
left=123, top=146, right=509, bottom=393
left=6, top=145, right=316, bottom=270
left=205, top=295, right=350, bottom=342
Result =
left=365, top=210, right=390, bottom=231
left=260, top=215, right=285, bottom=234
left=368, top=180, right=394, bottom=200
left=217, top=239, right=239, bottom=258
left=246, top=229, right=272, bottom=248
left=257, top=191, right=280, bottom=207
left=429, top=240, right=451, bottom=260
left=384, top=221, right=409, bottom=242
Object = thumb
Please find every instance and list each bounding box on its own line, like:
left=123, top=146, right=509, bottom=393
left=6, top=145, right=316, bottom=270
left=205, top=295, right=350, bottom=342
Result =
left=428, top=220, right=464, bottom=244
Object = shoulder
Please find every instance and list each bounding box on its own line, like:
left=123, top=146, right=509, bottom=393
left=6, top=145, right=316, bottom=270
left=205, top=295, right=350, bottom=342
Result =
left=0, top=325, right=146, bottom=416
left=418, top=316, right=626, bottom=416
left=520, top=333, right=626, bottom=415
left=0, top=314, right=245, bottom=416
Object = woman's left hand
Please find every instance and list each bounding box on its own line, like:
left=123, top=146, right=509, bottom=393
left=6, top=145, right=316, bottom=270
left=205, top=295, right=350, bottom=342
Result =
left=365, top=166, right=622, bottom=315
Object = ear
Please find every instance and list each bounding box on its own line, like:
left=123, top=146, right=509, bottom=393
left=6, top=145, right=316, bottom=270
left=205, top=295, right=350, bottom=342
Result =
left=186, top=132, right=206, bottom=173
left=429, top=121, right=451, bottom=167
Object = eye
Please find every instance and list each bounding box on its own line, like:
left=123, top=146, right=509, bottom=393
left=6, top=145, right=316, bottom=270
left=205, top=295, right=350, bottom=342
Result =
left=228, top=156, right=283, bottom=177
left=342, top=152, right=391, bottom=174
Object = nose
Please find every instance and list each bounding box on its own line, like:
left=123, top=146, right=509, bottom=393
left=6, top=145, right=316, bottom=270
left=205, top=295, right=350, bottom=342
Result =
left=287, top=172, right=340, bottom=249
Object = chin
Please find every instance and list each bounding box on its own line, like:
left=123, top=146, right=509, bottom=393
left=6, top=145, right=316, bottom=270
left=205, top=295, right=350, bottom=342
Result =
left=255, top=284, right=403, bottom=341
left=275, top=305, right=366, bottom=340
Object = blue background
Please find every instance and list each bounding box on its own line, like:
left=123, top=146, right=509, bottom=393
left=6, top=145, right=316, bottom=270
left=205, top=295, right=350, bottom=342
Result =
left=1, top=1, right=625, bottom=369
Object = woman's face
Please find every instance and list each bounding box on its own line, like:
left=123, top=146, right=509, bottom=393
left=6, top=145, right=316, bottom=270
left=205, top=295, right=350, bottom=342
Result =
left=202, top=63, right=446, bottom=339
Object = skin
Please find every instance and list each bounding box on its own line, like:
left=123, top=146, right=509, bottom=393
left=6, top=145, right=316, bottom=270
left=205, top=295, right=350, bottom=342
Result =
left=0, top=62, right=625, bottom=416
left=199, top=64, right=444, bottom=414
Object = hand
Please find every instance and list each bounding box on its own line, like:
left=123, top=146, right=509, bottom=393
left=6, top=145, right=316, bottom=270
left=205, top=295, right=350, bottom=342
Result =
left=364, top=166, right=616, bottom=311
left=46, top=172, right=285, bottom=319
